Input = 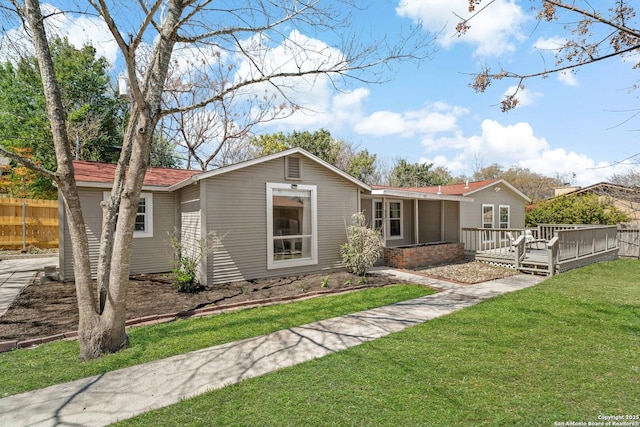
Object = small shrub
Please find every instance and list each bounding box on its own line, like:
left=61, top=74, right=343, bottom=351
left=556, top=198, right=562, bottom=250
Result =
left=321, top=276, right=329, bottom=288
left=344, top=279, right=352, bottom=286
left=359, top=276, right=366, bottom=285
left=340, top=212, right=383, bottom=277
left=168, top=229, right=225, bottom=293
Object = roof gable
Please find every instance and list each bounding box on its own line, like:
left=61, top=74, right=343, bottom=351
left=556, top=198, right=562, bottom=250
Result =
left=72, top=161, right=200, bottom=188
left=371, top=178, right=530, bottom=202
left=169, top=147, right=370, bottom=191
left=560, top=182, right=640, bottom=198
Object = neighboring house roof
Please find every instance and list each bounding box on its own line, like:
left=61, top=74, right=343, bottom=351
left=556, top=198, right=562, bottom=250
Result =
left=72, top=148, right=371, bottom=192
left=372, top=178, right=531, bottom=203
left=72, top=160, right=201, bottom=190
left=554, top=182, right=640, bottom=199
left=168, top=147, right=371, bottom=192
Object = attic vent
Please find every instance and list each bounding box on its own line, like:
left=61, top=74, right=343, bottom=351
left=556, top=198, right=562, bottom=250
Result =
left=285, top=156, right=301, bottom=180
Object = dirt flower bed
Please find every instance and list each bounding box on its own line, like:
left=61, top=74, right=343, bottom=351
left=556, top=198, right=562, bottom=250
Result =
left=416, top=261, right=518, bottom=284
left=0, top=271, right=402, bottom=342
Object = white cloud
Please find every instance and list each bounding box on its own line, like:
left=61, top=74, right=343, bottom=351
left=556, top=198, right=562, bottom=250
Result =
left=234, top=30, right=348, bottom=128
left=558, top=70, right=579, bottom=86
left=41, top=4, right=118, bottom=65
left=0, top=4, right=118, bottom=66
left=533, top=36, right=566, bottom=51
left=503, top=85, right=543, bottom=108
left=421, top=119, right=618, bottom=186
left=355, top=102, right=468, bottom=138
left=396, top=0, right=527, bottom=57
left=355, top=111, right=406, bottom=136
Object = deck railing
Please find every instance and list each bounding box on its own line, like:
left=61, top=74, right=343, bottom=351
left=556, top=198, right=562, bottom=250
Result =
left=462, top=224, right=619, bottom=275
left=460, top=227, right=538, bottom=257
left=549, top=225, right=618, bottom=273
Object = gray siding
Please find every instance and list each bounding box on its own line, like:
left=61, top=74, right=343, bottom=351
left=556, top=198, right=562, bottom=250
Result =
left=60, top=189, right=102, bottom=280
left=61, top=189, right=177, bottom=280
left=442, top=201, right=460, bottom=241
left=130, top=192, right=176, bottom=274
left=203, top=155, right=360, bottom=284
left=178, top=185, right=202, bottom=280
left=460, top=187, right=525, bottom=229
left=418, top=200, right=442, bottom=242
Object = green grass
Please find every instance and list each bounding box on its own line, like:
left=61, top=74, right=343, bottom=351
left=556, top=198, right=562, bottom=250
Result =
left=118, top=259, right=640, bottom=426
left=0, top=284, right=432, bottom=397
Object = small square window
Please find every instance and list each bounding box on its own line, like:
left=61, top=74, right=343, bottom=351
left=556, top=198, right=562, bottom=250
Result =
left=103, top=192, right=153, bottom=238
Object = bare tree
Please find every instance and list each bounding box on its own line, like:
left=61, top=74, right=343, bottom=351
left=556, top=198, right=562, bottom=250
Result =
left=457, top=1, right=640, bottom=112
left=160, top=55, right=287, bottom=169
left=1, top=0, right=433, bottom=360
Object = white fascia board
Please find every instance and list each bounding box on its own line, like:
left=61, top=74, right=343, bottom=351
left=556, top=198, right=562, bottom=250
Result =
left=75, top=182, right=172, bottom=192
left=371, top=188, right=472, bottom=202
left=463, top=179, right=531, bottom=203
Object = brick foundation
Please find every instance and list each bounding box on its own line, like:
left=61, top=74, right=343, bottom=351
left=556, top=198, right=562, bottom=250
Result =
left=383, top=242, right=465, bottom=269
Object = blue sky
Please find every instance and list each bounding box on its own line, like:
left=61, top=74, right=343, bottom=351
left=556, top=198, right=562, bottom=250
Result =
left=253, top=0, right=640, bottom=186
left=4, top=1, right=639, bottom=186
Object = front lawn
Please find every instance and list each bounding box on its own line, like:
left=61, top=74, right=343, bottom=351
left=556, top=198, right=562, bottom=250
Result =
left=119, top=259, right=639, bottom=426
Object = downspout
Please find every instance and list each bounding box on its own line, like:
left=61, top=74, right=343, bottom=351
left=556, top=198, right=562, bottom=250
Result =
left=441, top=201, right=445, bottom=242
left=414, top=199, right=419, bottom=244
left=382, top=196, right=387, bottom=244
left=199, top=180, right=207, bottom=285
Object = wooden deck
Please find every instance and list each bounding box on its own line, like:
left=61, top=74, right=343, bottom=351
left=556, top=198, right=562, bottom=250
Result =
left=463, top=225, right=619, bottom=276
left=476, top=247, right=551, bottom=274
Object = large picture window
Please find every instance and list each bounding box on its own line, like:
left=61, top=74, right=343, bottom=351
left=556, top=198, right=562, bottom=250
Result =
left=267, top=183, right=317, bottom=269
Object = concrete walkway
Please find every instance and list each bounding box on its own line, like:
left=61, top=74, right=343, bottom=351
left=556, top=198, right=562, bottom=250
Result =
left=0, top=269, right=545, bottom=427
left=0, top=256, right=58, bottom=316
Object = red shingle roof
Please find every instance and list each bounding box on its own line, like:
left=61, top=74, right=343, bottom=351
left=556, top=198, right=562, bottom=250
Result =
left=72, top=161, right=201, bottom=187
left=372, top=179, right=501, bottom=196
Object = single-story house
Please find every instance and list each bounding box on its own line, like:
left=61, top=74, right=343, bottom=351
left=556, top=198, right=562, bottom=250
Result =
left=59, top=148, right=530, bottom=284
left=59, top=148, right=369, bottom=284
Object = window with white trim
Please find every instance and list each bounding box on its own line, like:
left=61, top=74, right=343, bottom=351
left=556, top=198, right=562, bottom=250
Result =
left=373, top=199, right=383, bottom=231
left=499, top=205, right=510, bottom=229
left=482, top=204, right=494, bottom=242
left=499, top=205, right=510, bottom=241
left=387, top=200, right=403, bottom=239
left=267, top=183, right=317, bottom=269
left=103, top=192, right=154, bottom=238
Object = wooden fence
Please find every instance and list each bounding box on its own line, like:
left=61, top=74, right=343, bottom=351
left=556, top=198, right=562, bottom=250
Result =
left=0, top=197, right=58, bottom=250
left=617, top=228, right=640, bottom=259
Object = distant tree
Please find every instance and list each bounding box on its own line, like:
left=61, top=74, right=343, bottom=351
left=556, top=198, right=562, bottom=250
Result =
left=526, top=194, right=629, bottom=227
left=149, top=132, right=180, bottom=169
left=458, top=1, right=640, bottom=112
left=474, top=164, right=562, bottom=201
left=389, top=159, right=452, bottom=187
left=0, top=148, right=55, bottom=198
left=251, top=130, right=381, bottom=183
left=0, top=37, right=131, bottom=197
left=472, top=163, right=503, bottom=181
left=344, top=149, right=378, bottom=184
left=609, top=169, right=640, bottom=187
left=252, top=129, right=341, bottom=164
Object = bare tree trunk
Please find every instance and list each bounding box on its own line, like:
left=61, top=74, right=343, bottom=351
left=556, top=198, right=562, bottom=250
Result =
left=23, top=0, right=103, bottom=359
